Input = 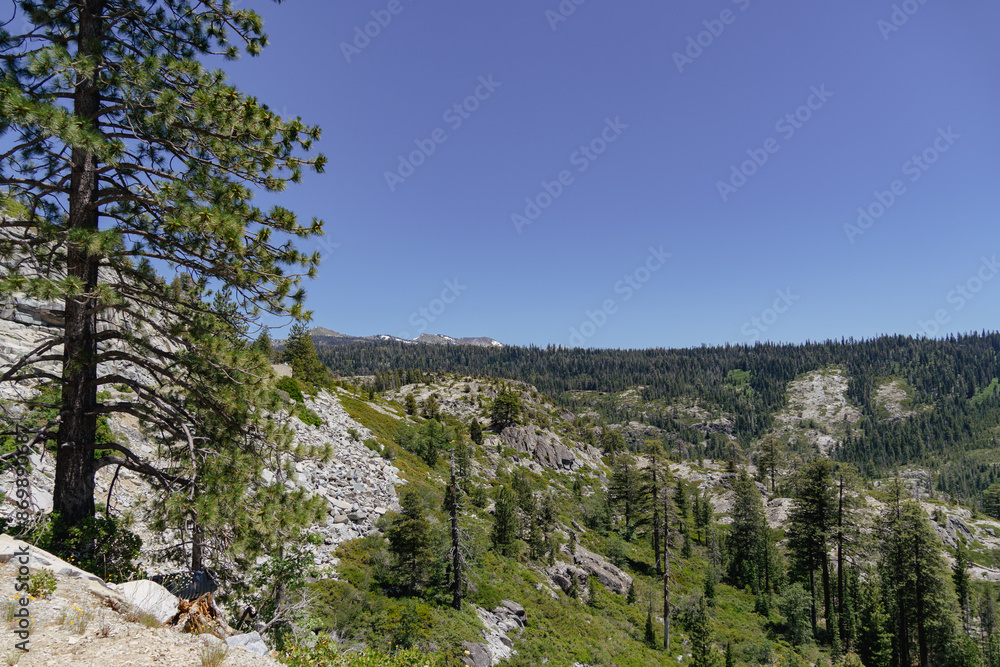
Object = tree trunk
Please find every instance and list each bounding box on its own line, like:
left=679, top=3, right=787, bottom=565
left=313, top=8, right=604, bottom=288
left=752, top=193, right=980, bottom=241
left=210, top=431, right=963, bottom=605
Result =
left=663, top=548, right=670, bottom=651
left=450, top=452, right=462, bottom=611
left=54, top=0, right=104, bottom=528
left=810, top=566, right=818, bottom=639
left=915, top=546, right=928, bottom=667
left=837, top=477, right=846, bottom=647
left=191, top=519, right=204, bottom=571
left=652, top=467, right=661, bottom=575
left=663, top=494, right=670, bottom=650
left=898, top=587, right=909, bottom=667
left=822, top=552, right=832, bottom=639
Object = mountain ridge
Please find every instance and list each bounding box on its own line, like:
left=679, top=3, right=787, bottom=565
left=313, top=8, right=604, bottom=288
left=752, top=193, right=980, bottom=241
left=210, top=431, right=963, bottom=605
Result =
left=300, top=327, right=503, bottom=348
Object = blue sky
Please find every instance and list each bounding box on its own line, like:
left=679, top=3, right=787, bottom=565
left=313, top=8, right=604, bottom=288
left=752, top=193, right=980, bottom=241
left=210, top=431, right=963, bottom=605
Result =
left=222, top=0, right=1000, bottom=349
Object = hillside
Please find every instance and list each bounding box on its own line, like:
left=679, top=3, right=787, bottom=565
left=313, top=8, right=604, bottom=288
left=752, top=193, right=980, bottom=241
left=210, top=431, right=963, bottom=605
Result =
left=6, top=309, right=1000, bottom=665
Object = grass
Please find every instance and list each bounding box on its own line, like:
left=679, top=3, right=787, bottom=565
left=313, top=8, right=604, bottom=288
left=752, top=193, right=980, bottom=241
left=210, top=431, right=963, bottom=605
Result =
left=122, top=604, right=161, bottom=628
left=338, top=394, right=402, bottom=452
left=199, top=642, right=229, bottom=667
left=57, top=603, right=94, bottom=634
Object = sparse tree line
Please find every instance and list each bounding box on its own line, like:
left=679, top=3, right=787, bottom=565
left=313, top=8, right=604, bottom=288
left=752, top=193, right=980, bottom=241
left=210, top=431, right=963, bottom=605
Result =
left=568, top=442, right=1000, bottom=667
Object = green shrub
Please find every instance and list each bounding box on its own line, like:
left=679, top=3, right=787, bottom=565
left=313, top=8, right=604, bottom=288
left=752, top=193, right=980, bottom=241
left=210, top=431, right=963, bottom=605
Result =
left=276, top=376, right=306, bottom=403
left=33, top=513, right=144, bottom=584
left=295, top=406, right=323, bottom=427
left=28, top=570, right=56, bottom=599
left=281, top=635, right=447, bottom=667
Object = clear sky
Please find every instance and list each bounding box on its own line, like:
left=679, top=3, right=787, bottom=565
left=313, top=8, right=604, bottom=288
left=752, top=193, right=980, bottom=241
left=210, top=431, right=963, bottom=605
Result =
left=221, top=0, right=1000, bottom=349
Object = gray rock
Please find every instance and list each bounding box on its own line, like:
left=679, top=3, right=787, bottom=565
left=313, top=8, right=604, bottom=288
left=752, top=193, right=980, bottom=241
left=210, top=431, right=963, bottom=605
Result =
left=461, top=641, right=492, bottom=667
left=570, top=546, right=632, bottom=596
left=500, top=426, right=576, bottom=470
left=118, top=579, right=179, bottom=625
left=498, top=599, right=526, bottom=622
left=226, top=631, right=270, bottom=656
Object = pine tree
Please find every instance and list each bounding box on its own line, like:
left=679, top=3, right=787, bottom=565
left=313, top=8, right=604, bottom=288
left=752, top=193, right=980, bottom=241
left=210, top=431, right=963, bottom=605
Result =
left=489, top=389, right=522, bottom=431
left=252, top=329, right=274, bottom=361
left=857, top=578, right=892, bottom=667
left=490, top=486, right=517, bottom=557
left=609, top=453, right=641, bottom=540
left=691, top=595, right=715, bottom=667
left=469, top=418, right=484, bottom=446
left=879, top=491, right=961, bottom=667
left=382, top=490, right=433, bottom=596
left=787, top=458, right=836, bottom=640
left=642, top=440, right=669, bottom=573
left=644, top=605, right=657, bottom=648
left=725, top=469, right=767, bottom=594
left=954, top=542, right=972, bottom=633
left=758, top=436, right=784, bottom=493
left=0, top=0, right=325, bottom=532
left=834, top=464, right=866, bottom=651
left=704, top=563, right=716, bottom=606
left=587, top=575, right=599, bottom=608
left=283, top=322, right=330, bottom=389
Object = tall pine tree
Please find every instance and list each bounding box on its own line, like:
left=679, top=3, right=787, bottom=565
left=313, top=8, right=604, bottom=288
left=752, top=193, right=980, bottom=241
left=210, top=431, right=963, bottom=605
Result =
left=0, top=0, right=325, bottom=532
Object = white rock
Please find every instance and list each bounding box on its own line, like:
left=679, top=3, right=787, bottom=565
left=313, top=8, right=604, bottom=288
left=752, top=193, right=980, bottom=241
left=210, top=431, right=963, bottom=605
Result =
left=118, top=579, right=180, bottom=625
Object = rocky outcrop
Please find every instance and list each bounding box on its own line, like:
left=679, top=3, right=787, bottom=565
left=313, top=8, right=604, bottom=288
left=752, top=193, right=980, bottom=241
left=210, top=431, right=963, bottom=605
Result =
left=0, top=387, right=400, bottom=574
left=545, top=562, right=588, bottom=596
left=0, top=535, right=279, bottom=666
left=566, top=545, right=632, bottom=596
left=498, top=426, right=577, bottom=470
left=463, top=600, right=525, bottom=666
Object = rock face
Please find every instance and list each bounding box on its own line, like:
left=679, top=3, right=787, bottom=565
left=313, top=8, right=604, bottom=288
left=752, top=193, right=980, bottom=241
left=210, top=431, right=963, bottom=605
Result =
left=498, top=426, right=577, bottom=470
left=0, top=386, right=400, bottom=574
left=117, top=579, right=181, bottom=625
left=566, top=545, right=632, bottom=596
left=227, top=631, right=270, bottom=657
left=545, top=563, right=589, bottom=596
left=0, top=536, right=280, bottom=666
left=463, top=600, right=526, bottom=666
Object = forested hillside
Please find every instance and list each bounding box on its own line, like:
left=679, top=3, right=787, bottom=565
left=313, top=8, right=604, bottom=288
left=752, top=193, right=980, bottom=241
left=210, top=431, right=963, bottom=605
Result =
left=318, top=333, right=1000, bottom=505
left=283, top=342, right=1000, bottom=667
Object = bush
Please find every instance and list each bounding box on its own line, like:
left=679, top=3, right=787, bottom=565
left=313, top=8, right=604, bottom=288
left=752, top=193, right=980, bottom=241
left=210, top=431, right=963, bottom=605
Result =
left=276, top=376, right=305, bottom=403
left=33, top=513, right=144, bottom=584
left=29, top=570, right=56, bottom=598
left=282, top=635, right=447, bottom=667
left=295, top=406, right=323, bottom=427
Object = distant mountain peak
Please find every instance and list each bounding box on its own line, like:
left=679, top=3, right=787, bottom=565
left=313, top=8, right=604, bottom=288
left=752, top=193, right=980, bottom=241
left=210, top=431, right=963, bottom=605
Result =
left=415, top=333, right=503, bottom=347
left=301, top=328, right=502, bottom=348
left=309, top=326, right=348, bottom=338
